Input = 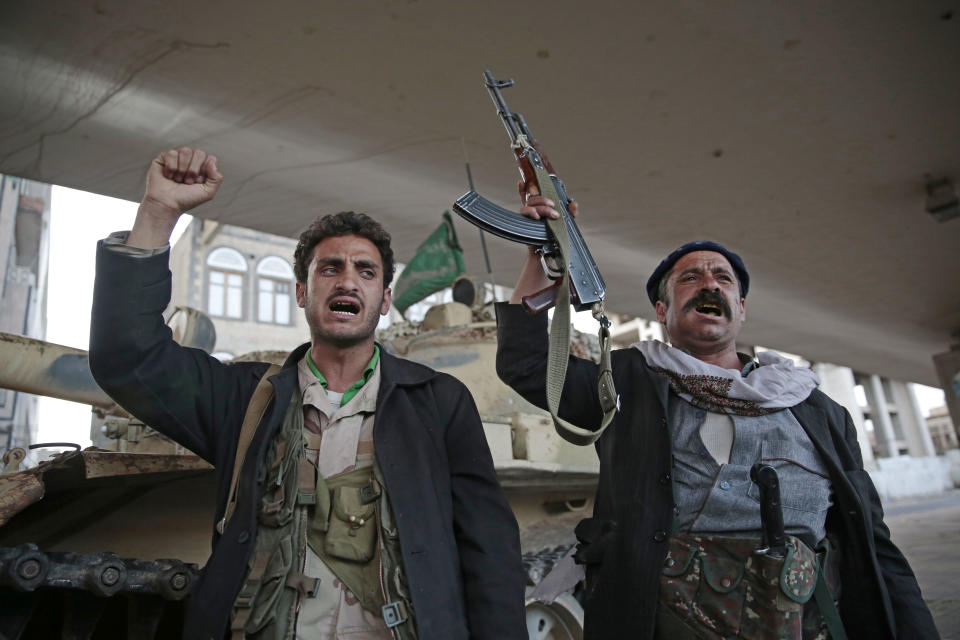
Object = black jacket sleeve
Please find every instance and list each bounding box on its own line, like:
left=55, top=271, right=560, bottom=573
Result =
left=838, top=407, right=940, bottom=639
left=442, top=375, right=527, bottom=639
left=88, top=241, right=267, bottom=466
left=494, top=302, right=604, bottom=430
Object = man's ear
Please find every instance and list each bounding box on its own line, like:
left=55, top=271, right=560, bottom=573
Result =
left=380, top=287, right=392, bottom=315
left=655, top=299, right=667, bottom=324
left=739, top=298, right=746, bottom=323
left=296, top=281, right=306, bottom=308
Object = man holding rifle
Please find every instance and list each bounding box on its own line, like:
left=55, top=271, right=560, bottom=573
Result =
left=89, top=147, right=526, bottom=639
left=495, top=195, right=938, bottom=639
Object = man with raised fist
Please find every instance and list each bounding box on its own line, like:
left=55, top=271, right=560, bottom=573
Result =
left=90, top=148, right=525, bottom=640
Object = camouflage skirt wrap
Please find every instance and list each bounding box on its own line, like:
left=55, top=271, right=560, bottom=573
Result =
left=656, top=534, right=836, bottom=640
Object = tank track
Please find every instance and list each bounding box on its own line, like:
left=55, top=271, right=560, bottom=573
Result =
left=522, top=543, right=574, bottom=586
left=0, top=544, right=199, bottom=639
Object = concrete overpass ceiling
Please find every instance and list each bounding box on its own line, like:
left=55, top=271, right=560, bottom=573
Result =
left=1, top=1, right=957, bottom=385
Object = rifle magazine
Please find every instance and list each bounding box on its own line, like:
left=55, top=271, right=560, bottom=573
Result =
left=452, top=190, right=550, bottom=246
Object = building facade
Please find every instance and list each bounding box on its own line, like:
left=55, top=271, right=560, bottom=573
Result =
left=168, top=220, right=310, bottom=359
left=927, top=405, right=959, bottom=454
left=0, top=175, right=51, bottom=452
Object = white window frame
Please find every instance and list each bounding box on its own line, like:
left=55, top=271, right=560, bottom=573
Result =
left=256, top=256, right=295, bottom=325
left=206, top=247, right=248, bottom=319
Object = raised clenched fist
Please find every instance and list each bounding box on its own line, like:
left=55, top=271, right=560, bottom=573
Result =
left=142, top=147, right=223, bottom=218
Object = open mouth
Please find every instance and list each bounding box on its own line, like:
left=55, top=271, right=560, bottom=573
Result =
left=682, top=292, right=731, bottom=319
left=329, top=299, right=360, bottom=316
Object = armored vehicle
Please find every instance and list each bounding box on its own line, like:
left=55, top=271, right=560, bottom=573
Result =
left=0, top=302, right=596, bottom=639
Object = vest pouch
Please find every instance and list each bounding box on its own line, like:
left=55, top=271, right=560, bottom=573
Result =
left=659, top=535, right=776, bottom=640
left=659, top=537, right=700, bottom=620
left=659, top=535, right=748, bottom=638
left=259, top=429, right=299, bottom=528
left=231, top=396, right=305, bottom=640
left=738, top=537, right=812, bottom=640
left=245, top=536, right=295, bottom=633
left=325, top=485, right=377, bottom=562
left=701, top=553, right=744, bottom=593
left=309, top=468, right=332, bottom=534
left=307, top=468, right=386, bottom=614
left=662, top=539, right=696, bottom=577
left=693, top=550, right=746, bottom=638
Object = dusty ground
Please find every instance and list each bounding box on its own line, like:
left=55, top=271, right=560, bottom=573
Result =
left=886, top=490, right=960, bottom=639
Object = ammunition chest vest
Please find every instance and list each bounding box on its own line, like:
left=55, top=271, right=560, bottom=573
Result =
left=228, top=370, right=416, bottom=639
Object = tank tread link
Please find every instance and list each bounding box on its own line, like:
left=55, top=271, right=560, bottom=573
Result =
left=522, top=543, right=574, bottom=586
left=0, top=544, right=199, bottom=639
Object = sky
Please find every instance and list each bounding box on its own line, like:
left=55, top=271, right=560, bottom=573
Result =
left=35, top=186, right=191, bottom=448
left=35, top=187, right=945, bottom=449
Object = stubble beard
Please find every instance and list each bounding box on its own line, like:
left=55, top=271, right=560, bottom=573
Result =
left=308, top=291, right=385, bottom=349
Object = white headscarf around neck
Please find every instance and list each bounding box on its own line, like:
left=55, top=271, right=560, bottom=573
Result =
left=633, top=340, right=819, bottom=415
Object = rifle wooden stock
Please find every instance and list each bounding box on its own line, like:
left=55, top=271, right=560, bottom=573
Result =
left=521, top=279, right=587, bottom=315
left=520, top=280, right=561, bottom=315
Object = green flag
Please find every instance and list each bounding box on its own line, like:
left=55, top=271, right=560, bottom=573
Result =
left=392, top=211, right=467, bottom=315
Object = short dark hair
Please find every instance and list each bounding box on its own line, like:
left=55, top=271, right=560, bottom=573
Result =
left=657, top=268, right=673, bottom=307
left=293, top=212, right=395, bottom=288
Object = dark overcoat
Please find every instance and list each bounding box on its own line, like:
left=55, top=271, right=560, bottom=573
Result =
left=495, top=303, right=938, bottom=640
left=89, top=243, right=526, bottom=640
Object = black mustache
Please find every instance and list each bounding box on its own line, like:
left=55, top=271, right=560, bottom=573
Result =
left=682, top=290, right=731, bottom=319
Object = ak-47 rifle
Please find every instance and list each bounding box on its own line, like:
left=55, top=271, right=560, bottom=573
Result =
left=453, top=70, right=606, bottom=316
left=453, top=70, right=617, bottom=447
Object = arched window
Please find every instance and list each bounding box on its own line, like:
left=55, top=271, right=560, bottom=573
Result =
left=256, top=256, right=295, bottom=325
left=207, top=248, right=247, bottom=319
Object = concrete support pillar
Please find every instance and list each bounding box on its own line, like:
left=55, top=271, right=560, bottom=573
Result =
left=896, top=382, right=936, bottom=457
left=815, top=364, right=874, bottom=466
left=867, top=374, right=899, bottom=457
left=932, top=347, right=960, bottom=444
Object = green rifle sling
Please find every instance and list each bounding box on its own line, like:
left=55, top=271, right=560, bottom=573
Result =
left=533, top=164, right=617, bottom=446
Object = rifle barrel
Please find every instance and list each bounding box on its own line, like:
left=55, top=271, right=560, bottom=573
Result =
left=484, top=70, right=522, bottom=141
